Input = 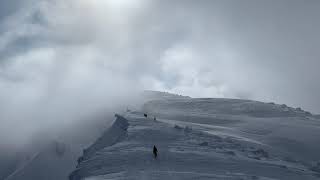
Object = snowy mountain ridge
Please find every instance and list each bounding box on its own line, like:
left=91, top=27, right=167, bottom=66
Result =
left=69, top=97, right=320, bottom=180
left=2, top=93, right=320, bottom=180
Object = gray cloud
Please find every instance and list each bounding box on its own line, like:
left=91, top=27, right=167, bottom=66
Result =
left=1, top=0, right=320, bottom=146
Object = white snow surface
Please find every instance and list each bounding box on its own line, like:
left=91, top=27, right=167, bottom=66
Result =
left=70, top=98, right=320, bottom=180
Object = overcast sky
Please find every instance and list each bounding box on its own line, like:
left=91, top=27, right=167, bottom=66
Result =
left=1, top=0, right=320, bottom=145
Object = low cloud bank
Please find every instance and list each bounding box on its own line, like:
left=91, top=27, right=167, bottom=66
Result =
left=1, top=0, right=320, bottom=148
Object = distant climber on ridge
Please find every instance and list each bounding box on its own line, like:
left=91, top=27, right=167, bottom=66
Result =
left=153, top=145, right=158, bottom=159
left=144, top=113, right=148, bottom=118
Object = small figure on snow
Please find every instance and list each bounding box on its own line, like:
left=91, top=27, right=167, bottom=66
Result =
left=144, top=113, right=148, bottom=118
left=153, top=145, right=158, bottom=159
left=154, top=116, right=157, bottom=121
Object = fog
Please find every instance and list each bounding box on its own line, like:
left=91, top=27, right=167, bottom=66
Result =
left=0, top=0, right=148, bottom=147
left=1, top=0, right=320, bottom=148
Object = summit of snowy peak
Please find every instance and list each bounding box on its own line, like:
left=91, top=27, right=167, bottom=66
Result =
left=70, top=102, right=320, bottom=180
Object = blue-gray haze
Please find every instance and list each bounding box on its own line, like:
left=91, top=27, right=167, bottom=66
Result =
left=0, top=0, right=319, bottom=146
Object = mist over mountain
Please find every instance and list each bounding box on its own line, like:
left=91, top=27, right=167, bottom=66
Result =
left=1, top=0, right=320, bottom=179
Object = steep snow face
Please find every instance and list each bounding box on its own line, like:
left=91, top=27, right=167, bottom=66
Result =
left=70, top=99, right=320, bottom=180
left=78, top=114, right=129, bottom=162
left=70, top=114, right=130, bottom=180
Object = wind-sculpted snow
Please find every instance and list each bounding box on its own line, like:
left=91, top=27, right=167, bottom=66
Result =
left=143, top=98, right=312, bottom=118
left=70, top=100, right=320, bottom=180
left=142, top=90, right=191, bottom=101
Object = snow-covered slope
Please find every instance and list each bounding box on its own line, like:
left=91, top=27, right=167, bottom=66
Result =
left=70, top=98, right=320, bottom=180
